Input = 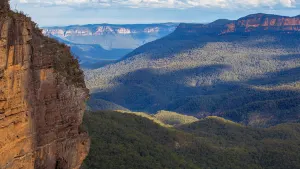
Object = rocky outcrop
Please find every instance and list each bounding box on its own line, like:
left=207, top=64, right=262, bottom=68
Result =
left=176, top=14, right=300, bottom=35
left=222, top=13, right=300, bottom=34
left=0, top=1, right=89, bottom=169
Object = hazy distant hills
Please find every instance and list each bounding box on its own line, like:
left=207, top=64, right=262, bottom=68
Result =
left=47, top=34, right=131, bottom=69
left=43, top=23, right=178, bottom=49
left=43, top=23, right=178, bottom=69
left=85, top=13, right=300, bottom=127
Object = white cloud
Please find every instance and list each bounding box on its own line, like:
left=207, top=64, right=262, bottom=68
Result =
left=15, top=0, right=299, bottom=8
left=280, top=0, right=296, bottom=7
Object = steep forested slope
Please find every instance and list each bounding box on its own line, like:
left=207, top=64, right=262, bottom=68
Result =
left=82, top=111, right=300, bottom=169
left=85, top=14, right=300, bottom=127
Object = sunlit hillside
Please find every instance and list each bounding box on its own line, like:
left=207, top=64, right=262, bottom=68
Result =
left=82, top=110, right=300, bottom=169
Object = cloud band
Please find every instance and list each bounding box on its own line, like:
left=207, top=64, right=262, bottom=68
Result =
left=16, top=0, right=299, bottom=8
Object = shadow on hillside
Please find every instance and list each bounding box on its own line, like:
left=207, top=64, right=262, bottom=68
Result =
left=123, top=32, right=300, bottom=60
left=276, top=54, right=300, bottom=61
left=248, top=67, right=300, bottom=86
left=90, top=63, right=300, bottom=126
left=92, top=64, right=231, bottom=109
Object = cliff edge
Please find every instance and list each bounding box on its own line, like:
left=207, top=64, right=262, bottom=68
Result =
left=0, top=1, right=89, bottom=169
left=176, top=13, right=300, bottom=35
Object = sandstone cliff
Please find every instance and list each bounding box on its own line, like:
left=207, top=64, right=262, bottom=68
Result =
left=0, top=1, right=89, bottom=169
left=176, top=13, right=300, bottom=35
left=222, top=13, right=300, bottom=34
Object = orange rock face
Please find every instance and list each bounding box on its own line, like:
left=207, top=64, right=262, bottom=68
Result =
left=0, top=2, right=89, bottom=169
left=222, top=14, right=300, bottom=34
left=176, top=14, right=300, bottom=36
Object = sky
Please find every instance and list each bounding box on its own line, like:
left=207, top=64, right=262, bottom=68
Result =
left=10, top=0, right=300, bottom=27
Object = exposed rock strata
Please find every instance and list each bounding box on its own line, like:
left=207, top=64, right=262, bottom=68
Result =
left=176, top=14, right=300, bottom=35
left=223, top=13, right=300, bottom=34
left=0, top=1, right=89, bottom=169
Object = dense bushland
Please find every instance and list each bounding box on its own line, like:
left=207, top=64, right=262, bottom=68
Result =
left=82, top=110, right=300, bottom=169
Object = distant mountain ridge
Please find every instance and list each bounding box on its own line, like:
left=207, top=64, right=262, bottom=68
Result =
left=43, top=23, right=178, bottom=49
left=43, top=23, right=177, bottom=36
left=176, top=14, right=300, bottom=36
